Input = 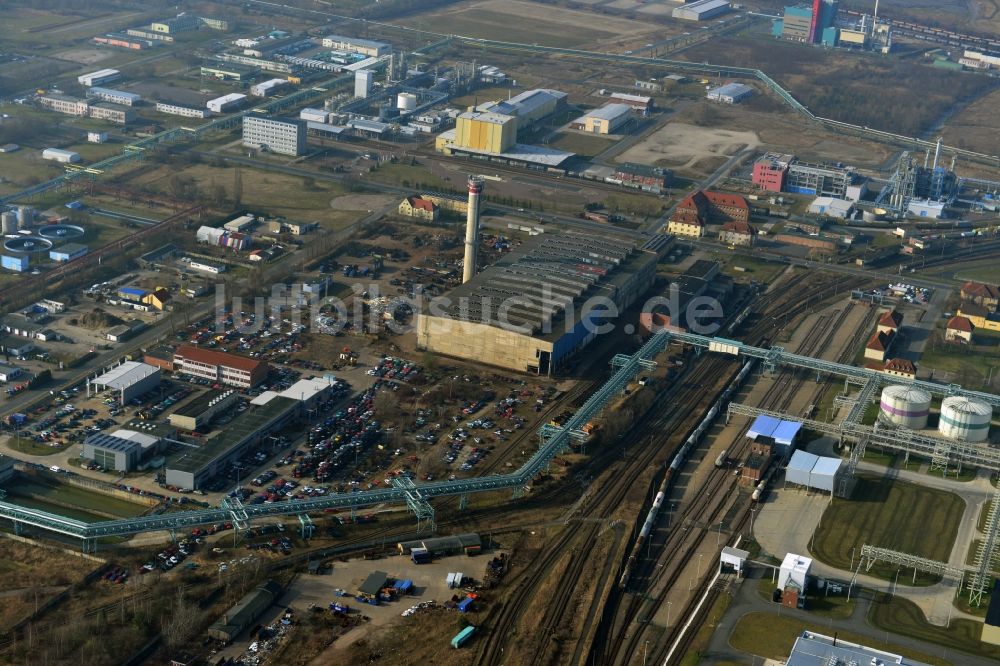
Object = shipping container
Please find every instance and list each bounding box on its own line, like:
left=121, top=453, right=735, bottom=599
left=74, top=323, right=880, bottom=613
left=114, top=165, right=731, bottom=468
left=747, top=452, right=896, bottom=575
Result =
left=451, top=625, right=475, bottom=648
left=396, top=579, right=413, bottom=594
left=457, top=597, right=474, bottom=613
left=446, top=572, right=456, bottom=588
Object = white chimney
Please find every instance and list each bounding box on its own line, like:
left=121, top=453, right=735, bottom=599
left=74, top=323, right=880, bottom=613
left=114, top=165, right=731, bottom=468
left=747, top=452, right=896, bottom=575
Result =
left=463, top=176, right=485, bottom=283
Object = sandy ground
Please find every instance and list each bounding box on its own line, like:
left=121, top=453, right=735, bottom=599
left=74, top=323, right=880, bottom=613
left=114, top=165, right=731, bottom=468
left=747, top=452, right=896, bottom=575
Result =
left=615, top=122, right=760, bottom=171
left=329, top=194, right=399, bottom=212
left=52, top=47, right=113, bottom=65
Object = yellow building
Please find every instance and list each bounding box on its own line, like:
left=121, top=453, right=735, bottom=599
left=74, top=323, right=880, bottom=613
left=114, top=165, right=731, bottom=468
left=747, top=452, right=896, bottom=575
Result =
left=958, top=304, right=1000, bottom=332
left=453, top=112, right=517, bottom=153
left=666, top=212, right=704, bottom=238
left=398, top=196, right=440, bottom=221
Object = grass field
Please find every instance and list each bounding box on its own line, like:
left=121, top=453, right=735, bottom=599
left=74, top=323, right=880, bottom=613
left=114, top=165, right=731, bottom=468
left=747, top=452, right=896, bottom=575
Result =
left=728, top=611, right=950, bottom=666
left=920, top=341, right=1000, bottom=391
left=810, top=475, right=965, bottom=585
left=5, top=477, right=148, bottom=522
left=868, top=593, right=1000, bottom=660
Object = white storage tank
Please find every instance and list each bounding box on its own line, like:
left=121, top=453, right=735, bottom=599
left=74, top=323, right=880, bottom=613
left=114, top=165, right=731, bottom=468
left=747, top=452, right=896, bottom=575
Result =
left=1, top=211, right=16, bottom=234
left=396, top=92, right=417, bottom=112
left=939, top=396, right=992, bottom=442
left=879, top=385, right=931, bottom=429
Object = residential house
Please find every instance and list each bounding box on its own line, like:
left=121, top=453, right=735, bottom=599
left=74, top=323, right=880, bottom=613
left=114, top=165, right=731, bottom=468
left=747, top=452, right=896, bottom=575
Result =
left=945, top=315, right=974, bottom=343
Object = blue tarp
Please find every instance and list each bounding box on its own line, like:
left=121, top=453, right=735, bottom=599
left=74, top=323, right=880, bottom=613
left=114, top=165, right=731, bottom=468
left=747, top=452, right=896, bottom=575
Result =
left=772, top=420, right=802, bottom=446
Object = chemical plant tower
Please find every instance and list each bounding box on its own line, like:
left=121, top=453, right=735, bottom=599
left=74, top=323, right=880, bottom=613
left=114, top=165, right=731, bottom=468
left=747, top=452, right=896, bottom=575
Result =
left=463, top=175, right=484, bottom=283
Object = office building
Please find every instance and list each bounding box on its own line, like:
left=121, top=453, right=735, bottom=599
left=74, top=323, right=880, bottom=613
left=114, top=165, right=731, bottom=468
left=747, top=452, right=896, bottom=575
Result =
left=83, top=429, right=162, bottom=472
left=173, top=346, right=269, bottom=388
left=38, top=93, right=89, bottom=116
left=156, top=102, right=212, bottom=118
left=88, top=103, right=135, bottom=124
left=242, top=115, right=306, bottom=156
left=87, top=87, right=141, bottom=106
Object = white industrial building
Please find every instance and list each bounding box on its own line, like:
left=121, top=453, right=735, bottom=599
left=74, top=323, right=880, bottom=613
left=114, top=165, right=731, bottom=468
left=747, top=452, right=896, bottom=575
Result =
left=78, top=68, right=121, bottom=87
left=82, top=428, right=162, bottom=472
left=89, top=361, right=161, bottom=403
left=778, top=553, right=812, bottom=592
left=87, top=131, right=108, bottom=143
left=354, top=69, right=374, bottom=98
left=42, top=148, right=81, bottom=164
left=243, top=114, right=306, bottom=156
left=907, top=198, right=946, bottom=219
left=673, top=0, right=731, bottom=21
left=707, top=82, right=754, bottom=104
left=808, top=196, right=854, bottom=219
left=321, top=35, right=390, bottom=57
left=784, top=450, right=843, bottom=496
left=786, top=631, right=933, bottom=666
left=87, top=87, right=140, bottom=106
left=570, top=103, right=632, bottom=134
left=156, top=102, right=212, bottom=118
left=250, top=78, right=289, bottom=97
left=206, top=93, right=247, bottom=113
left=299, top=108, right=330, bottom=123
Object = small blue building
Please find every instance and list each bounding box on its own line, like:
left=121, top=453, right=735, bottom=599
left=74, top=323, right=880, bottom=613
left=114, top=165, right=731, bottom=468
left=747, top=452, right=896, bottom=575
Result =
left=1, top=254, right=29, bottom=272
left=49, top=243, right=88, bottom=262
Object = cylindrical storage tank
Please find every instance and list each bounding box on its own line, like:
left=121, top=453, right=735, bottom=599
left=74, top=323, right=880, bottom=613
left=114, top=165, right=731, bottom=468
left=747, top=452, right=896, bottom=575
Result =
left=939, top=396, right=992, bottom=442
left=880, top=385, right=931, bottom=429
left=17, top=206, right=33, bottom=229
left=396, top=92, right=417, bottom=112
left=1, top=211, right=16, bottom=234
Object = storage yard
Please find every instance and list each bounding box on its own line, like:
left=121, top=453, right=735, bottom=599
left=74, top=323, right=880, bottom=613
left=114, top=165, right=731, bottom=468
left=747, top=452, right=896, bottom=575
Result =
left=3, top=0, right=1000, bottom=664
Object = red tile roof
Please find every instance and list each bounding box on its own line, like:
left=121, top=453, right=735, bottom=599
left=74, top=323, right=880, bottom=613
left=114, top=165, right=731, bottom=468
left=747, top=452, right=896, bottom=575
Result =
left=959, top=302, right=989, bottom=318
left=866, top=330, right=893, bottom=351
left=669, top=211, right=704, bottom=227
left=174, top=345, right=267, bottom=373
left=878, top=310, right=902, bottom=329
left=947, top=315, right=974, bottom=333
left=406, top=196, right=437, bottom=212
left=961, top=281, right=1000, bottom=300
left=883, top=358, right=916, bottom=374
left=704, top=190, right=749, bottom=210
left=676, top=191, right=709, bottom=213
left=721, top=221, right=756, bottom=235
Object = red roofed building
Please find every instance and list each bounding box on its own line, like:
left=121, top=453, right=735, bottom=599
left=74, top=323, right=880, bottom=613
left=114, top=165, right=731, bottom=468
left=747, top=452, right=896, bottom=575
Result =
left=666, top=211, right=705, bottom=238
left=960, top=281, right=1000, bottom=310
left=882, top=358, right=917, bottom=380
left=719, top=221, right=758, bottom=247
left=398, top=195, right=440, bottom=221
left=674, top=190, right=750, bottom=225
left=945, top=315, right=974, bottom=343
left=864, top=330, right=894, bottom=362
left=876, top=309, right=903, bottom=335
left=173, top=345, right=269, bottom=388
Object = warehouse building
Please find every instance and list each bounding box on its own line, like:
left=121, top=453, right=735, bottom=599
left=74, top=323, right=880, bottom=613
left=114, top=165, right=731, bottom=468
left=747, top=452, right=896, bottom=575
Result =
left=155, top=102, right=212, bottom=118
left=609, top=92, right=653, bottom=115
left=250, top=376, right=346, bottom=412
left=672, top=0, right=732, bottom=21
left=92, top=34, right=152, bottom=50
left=784, top=450, right=843, bottom=496
left=165, top=396, right=297, bottom=489
left=570, top=103, right=633, bottom=134
left=207, top=93, right=247, bottom=113
left=173, top=346, right=269, bottom=388
left=106, top=320, right=147, bottom=342
left=785, top=630, right=931, bottom=666
left=82, top=428, right=163, bottom=472
left=49, top=242, right=88, bottom=261
left=87, top=87, right=140, bottom=106
left=416, top=232, right=657, bottom=375
left=208, top=581, right=283, bottom=642
left=78, top=68, right=120, bottom=87
left=201, top=64, right=256, bottom=81
left=90, top=361, right=161, bottom=403
left=397, top=533, right=482, bottom=556
left=707, top=82, right=754, bottom=104
left=808, top=196, right=854, bottom=219
left=242, top=114, right=306, bottom=156
left=321, top=35, right=391, bottom=57
left=250, top=78, right=289, bottom=97
left=477, top=89, right=567, bottom=126
left=168, top=389, right=238, bottom=431
left=0, top=364, right=23, bottom=382
left=42, top=148, right=80, bottom=164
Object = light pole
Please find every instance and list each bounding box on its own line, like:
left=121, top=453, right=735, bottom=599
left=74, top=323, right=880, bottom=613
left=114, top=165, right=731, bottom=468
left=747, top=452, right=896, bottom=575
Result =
left=698, top=553, right=704, bottom=579
left=643, top=640, right=649, bottom=666
left=717, top=521, right=723, bottom=547
left=666, top=600, right=672, bottom=627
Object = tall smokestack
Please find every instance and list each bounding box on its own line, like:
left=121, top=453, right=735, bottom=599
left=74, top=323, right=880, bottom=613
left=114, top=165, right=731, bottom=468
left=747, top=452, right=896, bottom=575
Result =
left=932, top=137, right=941, bottom=173
left=463, top=175, right=484, bottom=283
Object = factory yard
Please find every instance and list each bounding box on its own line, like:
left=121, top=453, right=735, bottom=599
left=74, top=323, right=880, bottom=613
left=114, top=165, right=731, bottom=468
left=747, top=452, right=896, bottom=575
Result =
left=615, top=122, right=760, bottom=176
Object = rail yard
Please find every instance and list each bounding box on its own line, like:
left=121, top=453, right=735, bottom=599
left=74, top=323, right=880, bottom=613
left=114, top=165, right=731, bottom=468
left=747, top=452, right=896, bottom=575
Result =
left=3, top=1, right=1000, bottom=665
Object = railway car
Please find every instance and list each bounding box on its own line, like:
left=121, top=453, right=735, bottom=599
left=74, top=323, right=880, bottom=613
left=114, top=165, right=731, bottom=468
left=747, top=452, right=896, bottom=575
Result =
left=715, top=450, right=728, bottom=468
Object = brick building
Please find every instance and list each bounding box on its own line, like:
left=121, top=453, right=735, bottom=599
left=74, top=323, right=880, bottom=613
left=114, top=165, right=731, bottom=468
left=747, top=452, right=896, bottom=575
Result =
left=173, top=346, right=269, bottom=388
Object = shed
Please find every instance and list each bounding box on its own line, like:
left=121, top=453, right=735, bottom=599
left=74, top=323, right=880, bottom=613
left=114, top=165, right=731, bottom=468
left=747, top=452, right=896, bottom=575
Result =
left=358, top=570, right=389, bottom=599
left=784, top=450, right=820, bottom=489
left=207, top=580, right=282, bottom=642
left=720, top=546, right=749, bottom=576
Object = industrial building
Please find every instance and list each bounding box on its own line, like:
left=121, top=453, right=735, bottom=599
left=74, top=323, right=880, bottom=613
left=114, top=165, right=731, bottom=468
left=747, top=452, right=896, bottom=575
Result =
left=200, top=64, right=256, bottom=81
left=354, top=69, right=375, bottom=98
left=168, top=390, right=238, bottom=431
left=611, top=163, right=671, bottom=192
left=807, top=197, right=854, bottom=219
left=774, top=1, right=839, bottom=44
left=106, top=320, right=147, bottom=343
left=173, top=346, right=268, bottom=388
left=155, top=102, right=211, bottom=118
left=416, top=232, right=657, bottom=375
left=250, top=376, right=343, bottom=412
left=0, top=363, right=23, bottom=382
left=49, top=243, right=88, bottom=262
left=673, top=0, right=731, bottom=21
left=569, top=103, right=633, bottom=134
left=778, top=553, right=811, bottom=607
left=784, top=450, right=843, bottom=496
left=707, top=83, right=754, bottom=104
left=453, top=112, right=517, bottom=154
left=753, top=154, right=856, bottom=198
left=87, top=87, right=140, bottom=106
left=396, top=533, right=482, bottom=556
left=150, top=14, right=200, bottom=34
left=747, top=414, right=801, bottom=459
left=165, top=396, right=297, bottom=489
left=89, top=361, right=161, bottom=403
left=88, top=103, right=135, bottom=124
left=207, top=581, right=283, bottom=642
left=242, top=115, right=306, bottom=156
left=41, top=148, right=80, bottom=164
left=321, top=35, right=390, bottom=57
left=77, top=69, right=120, bottom=87
left=609, top=92, right=654, bottom=115
left=92, top=34, right=152, bottom=50
left=477, top=89, right=568, bottom=126
left=206, top=93, right=247, bottom=113
left=82, top=428, right=163, bottom=472
left=250, top=78, right=289, bottom=97
left=785, top=631, right=932, bottom=666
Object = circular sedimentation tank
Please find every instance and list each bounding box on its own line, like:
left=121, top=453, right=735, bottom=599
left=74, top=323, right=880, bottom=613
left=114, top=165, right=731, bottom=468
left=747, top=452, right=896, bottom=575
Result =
left=37, top=224, right=85, bottom=240
left=3, top=236, right=53, bottom=253
left=880, top=385, right=931, bottom=430
left=939, top=396, right=992, bottom=442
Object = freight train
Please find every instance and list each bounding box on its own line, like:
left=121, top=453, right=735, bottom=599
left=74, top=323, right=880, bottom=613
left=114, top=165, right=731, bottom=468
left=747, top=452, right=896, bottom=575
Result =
left=617, top=359, right=756, bottom=589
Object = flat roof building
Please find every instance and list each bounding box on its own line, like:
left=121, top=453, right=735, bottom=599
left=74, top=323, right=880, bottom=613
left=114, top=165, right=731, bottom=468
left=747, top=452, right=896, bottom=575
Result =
left=78, top=68, right=120, bottom=87
left=417, top=232, right=657, bottom=375
left=88, top=103, right=135, bottom=124
left=206, top=93, right=247, bottom=114
left=42, top=148, right=81, bottom=164
left=82, top=429, right=162, bottom=472
left=243, top=114, right=306, bottom=156
left=173, top=345, right=268, bottom=389
left=49, top=242, right=88, bottom=261
left=477, top=88, right=567, bottom=126
left=320, top=35, right=390, bottom=57
left=707, top=82, right=754, bottom=104
left=90, top=361, right=161, bottom=403
left=786, top=630, right=931, bottom=666
left=168, top=389, right=239, bottom=431
left=87, top=87, right=141, bottom=106
left=570, top=103, right=632, bottom=135
left=673, top=0, right=731, bottom=21
left=38, top=94, right=89, bottom=117
left=156, top=102, right=212, bottom=118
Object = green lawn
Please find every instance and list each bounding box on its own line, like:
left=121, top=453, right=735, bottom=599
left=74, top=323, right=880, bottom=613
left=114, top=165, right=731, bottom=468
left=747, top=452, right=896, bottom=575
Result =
left=546, top=131, right=618, bottom=158
left=720, top=254, right=787, bottom=284
left=920, top=342, right=1000, bottom=391
left=365, top=161, right=449, bottom=190
left=810, top=475, right=964, bottom=585
left=729, top=612, right=950, bottom=666
left=8, top=438, right=69, bottom=456
left=5, top=478, right=148, bottom=521
left=868, top=593, right=1000, bottom=660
